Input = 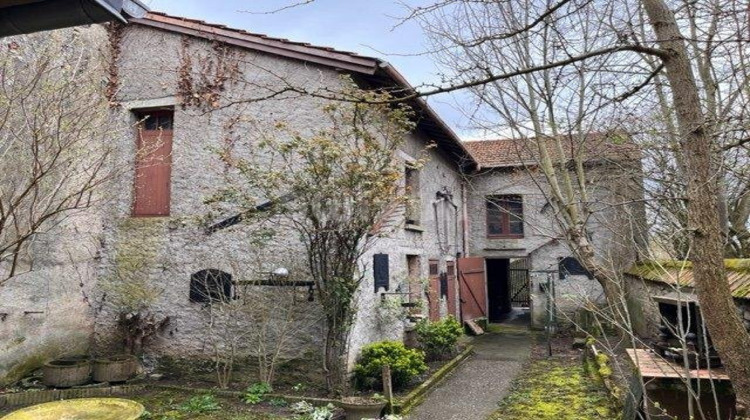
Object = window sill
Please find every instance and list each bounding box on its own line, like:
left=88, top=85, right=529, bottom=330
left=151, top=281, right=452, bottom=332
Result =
left=487, top=236, right=524, bottom=240
left=405, top=223, right=424, bottom=232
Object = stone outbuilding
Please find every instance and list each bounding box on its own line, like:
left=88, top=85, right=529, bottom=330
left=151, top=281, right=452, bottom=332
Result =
left=624, top=259, right=750, bottom=339
left=461, top=135, right=646, bottom=328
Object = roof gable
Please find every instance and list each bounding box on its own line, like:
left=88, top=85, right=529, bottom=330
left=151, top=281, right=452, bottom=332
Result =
left=128, top=11, right=474, bottom=168
left=131, top=12, right=380, bottom=74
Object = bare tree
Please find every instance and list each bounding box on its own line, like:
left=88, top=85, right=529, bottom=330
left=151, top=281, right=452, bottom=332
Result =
left=197, top=257, right=322, bottom=389
left=396, top=0, right=750, bottom=411
left=0, top=27, right=119, bottom=285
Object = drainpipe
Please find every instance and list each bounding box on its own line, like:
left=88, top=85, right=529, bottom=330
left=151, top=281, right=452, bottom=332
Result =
left=461, top=182, right=469, bottom=257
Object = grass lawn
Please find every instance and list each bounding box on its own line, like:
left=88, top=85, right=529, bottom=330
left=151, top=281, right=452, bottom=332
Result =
left=132, top=389, right=290, bottom=420
left=487, top=358, right=618, bottom=420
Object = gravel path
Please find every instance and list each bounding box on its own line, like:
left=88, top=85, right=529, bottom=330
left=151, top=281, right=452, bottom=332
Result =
left=408, top=330, right=534, bottom=420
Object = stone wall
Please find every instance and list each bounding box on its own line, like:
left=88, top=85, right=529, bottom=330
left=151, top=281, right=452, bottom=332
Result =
left=0, top=212, right=101, bottom=385
left=0, top=26, right=110, bottom=386
left=94, top=24, right=466, bottom=370
left=466, top=162, right=644, bottom=328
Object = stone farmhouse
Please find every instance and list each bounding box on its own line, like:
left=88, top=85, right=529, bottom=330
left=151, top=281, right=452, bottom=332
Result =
left=0, top=11, right=644, bottom=385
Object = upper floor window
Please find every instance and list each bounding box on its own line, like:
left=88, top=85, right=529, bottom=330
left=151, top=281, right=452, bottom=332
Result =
left=486, top=195, right=524, bottom=238
left=132, top=109, right=173, bottom=217
left=404, top=165, right=421, bottom=225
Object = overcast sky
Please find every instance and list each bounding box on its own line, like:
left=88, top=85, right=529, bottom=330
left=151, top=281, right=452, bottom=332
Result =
left=146, top=0, right=474, bottom=137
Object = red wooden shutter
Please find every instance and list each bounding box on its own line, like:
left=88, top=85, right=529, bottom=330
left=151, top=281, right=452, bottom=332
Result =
left=133, top=111, right=173, bottom=217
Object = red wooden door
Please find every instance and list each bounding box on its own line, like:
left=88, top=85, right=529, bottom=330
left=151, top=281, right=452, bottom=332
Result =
left=133, top=124, right=172, bottom=216
left=458, top=257, right=487, bottom=322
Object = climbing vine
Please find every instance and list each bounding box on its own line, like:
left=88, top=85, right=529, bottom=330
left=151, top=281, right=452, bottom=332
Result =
left=178, top=37, right=241, bottom=109
left=105, top=22, right=124, bottom=106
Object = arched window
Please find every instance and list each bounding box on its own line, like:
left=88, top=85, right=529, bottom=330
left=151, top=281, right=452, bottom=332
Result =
left=189, top=269, right=233, bottom=303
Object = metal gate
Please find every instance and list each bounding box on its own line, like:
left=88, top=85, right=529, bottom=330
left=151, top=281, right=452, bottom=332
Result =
left=509, top=258, right=530, bottom=307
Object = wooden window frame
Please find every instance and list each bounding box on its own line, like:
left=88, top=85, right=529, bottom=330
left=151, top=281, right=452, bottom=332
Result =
left=486, top=195, right=524, bottom=239
left=132, top=109, right=173, bottom=217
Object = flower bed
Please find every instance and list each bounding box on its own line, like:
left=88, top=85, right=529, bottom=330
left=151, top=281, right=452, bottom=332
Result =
left=0, top=343, right=473, bottom=418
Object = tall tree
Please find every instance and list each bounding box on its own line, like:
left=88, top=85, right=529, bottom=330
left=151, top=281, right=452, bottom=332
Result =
left=404, top=0, right=750, bottom=411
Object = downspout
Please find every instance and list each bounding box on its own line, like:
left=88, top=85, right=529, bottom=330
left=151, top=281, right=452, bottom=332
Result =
left=461, top=182, right=470, bottom=257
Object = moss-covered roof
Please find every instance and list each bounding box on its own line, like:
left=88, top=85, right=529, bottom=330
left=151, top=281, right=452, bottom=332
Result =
left=626, top=259, right=750, bottom=299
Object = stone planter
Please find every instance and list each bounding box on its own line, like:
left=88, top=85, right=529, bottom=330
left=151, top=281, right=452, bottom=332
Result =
left=42, top=357, right=91, bottom=388
left=338, top=397, right=386, bottom=420
left=93, top=355, right=138, bottom=383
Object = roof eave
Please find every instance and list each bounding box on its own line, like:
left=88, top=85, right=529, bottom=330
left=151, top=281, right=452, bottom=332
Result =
left=131, top=14, right=380, bottom=75
left=377, top=62, right=477, bottom=170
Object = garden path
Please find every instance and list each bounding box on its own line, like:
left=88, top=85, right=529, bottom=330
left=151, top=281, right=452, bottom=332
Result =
left=408, top=328, right=535, bottom=420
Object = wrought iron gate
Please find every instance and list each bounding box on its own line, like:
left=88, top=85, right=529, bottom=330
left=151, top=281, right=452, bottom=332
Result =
left=509, top=258, right=530, bottom=307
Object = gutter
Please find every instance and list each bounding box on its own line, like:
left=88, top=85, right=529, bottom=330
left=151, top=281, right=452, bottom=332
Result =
left=0, top=0, right=149, bottom=37
left=377, top=61, right=477, bottom=169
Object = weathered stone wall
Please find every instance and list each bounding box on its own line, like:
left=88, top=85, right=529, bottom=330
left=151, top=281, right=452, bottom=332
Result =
left=466, top=163, right=644, bottom=328
left=94, top=24, right=466, bottom=371
left=348, top=134, right=466, bottom=367
left=0, top=26, right=109, bottom=385
left=0, top=211, right=102, bottom=385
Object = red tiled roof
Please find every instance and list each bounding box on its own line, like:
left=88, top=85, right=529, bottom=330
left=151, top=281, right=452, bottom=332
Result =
left=463, top=133, right=639, bottom=169
left=128, top=11, right=474, bottom=167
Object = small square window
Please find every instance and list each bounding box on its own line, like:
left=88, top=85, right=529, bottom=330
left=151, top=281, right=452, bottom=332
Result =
left=486, top=195, right=524, bottom=238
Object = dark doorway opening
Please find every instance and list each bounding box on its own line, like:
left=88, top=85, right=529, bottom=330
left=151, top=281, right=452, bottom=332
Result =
left=487, top=259, right=510, bottom=322
left=487, top=258, right=530, bottom=324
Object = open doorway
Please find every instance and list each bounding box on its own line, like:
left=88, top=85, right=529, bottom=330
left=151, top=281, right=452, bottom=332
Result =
left=486, top=258, right=530, bottom=325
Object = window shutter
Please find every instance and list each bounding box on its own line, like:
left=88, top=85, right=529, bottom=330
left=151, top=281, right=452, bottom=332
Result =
left=133, top=110, right=173, bottom=217
left=373, top=253, right=390, bottom=292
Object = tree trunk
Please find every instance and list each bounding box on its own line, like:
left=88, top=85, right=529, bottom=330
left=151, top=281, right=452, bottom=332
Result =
left=323, top=318, right=350, bottom=396
left=642, top=0, right=750, bottom=412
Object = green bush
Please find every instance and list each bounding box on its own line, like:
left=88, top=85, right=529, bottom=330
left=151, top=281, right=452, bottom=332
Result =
left=415, top=316, right=463, bottom=360
left=354, top=340, right=427, bottom=390
left=178, top=394, right=220, bottom=414
left=242, top=382, right=272, bottom=405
